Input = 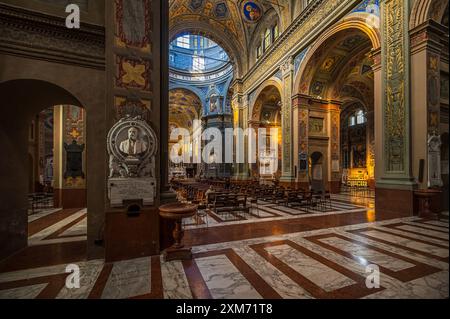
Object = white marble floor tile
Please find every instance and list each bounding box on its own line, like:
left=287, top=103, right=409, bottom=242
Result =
left=265, top=244, right=356, bottom=292
left=319, top=236, right=415, bottom=271
left=233, top=246, right=314, bottom=299
left=101, top=257, right=151, bottom=299
left=195, top=255, right=262, bottom=299
left=362, top=230, right=449, bottom=258
left=161, top=258, right=193, bottom=299
left=0, top=283, right=48, bottom=299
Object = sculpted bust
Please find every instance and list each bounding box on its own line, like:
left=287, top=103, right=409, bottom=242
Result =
left=119, top=127, right=148, bottom=156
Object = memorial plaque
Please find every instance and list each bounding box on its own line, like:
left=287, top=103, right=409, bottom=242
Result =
left=107, top=115, right=158, bottom=207
left=428, top=134, right=443, bottom=187
left=109, top=178, right=156, bottom=207
left=332, top=160, right=340, bottom=172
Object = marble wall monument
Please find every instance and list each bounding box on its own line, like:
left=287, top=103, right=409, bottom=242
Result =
left=428, top=134, right=443, bottom=188
left=107, top=116, right=158, bottom=207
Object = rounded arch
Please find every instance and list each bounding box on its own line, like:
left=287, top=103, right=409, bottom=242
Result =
left=169, top=87, right=203, bottom=131
left=169, top=83, right=205, bottom=102
left=170, top=21, right=245, bottom=77
left=0, top=79, right=93, bottom=259
left=249, top=77, right=283, bottom=122
left=410, top=0, right=449, bottom=29
left=0, top=79, right=84, bottom=123
left=294, top=16, right=381, bottom=95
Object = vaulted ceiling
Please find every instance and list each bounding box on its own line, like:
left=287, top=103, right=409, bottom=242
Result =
left=169, top=88, right=202, bottom=131
left=169, top=0, right=290, bottom=74
left=299, top=29, right=373, bottom=101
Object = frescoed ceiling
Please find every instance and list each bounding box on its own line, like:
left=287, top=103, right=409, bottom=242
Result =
left=299, top=29, right=372, bottom=100
left=169, top=88, right=202, bottom=131
left=169, top=0, right=290, bottom=74
left=251, top=85, right=282, bottom=122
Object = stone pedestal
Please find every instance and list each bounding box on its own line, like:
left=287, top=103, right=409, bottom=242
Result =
left=414, top=189, right=442, bottom=220
left=159, top=203, right=197, bottom=262
left=105, top=205, right=160, bottom=263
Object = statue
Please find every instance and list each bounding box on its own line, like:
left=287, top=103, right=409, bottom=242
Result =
left=119, top=127, right=148, bottom=156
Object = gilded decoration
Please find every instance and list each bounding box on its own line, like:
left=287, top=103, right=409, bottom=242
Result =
left=116, top=56, right=151, bottom=91
left=383, top=0, right=408, bottom=172
left=115, top=97, right=152, bottom=122
left=243, top=0, right=352, bottom=92
left=281, top=59, right=293, bottom=175
left=63, top=106, right=86, bottom=188
left=299, top=109, right=309, bottom=154
left=428, top=53, right=441, bottom=133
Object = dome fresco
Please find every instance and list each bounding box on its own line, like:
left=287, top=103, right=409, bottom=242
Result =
left=169, top=34, right=230, bottom=73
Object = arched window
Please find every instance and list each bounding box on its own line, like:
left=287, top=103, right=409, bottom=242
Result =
left=272, top=23, right=279, bottom=41
left=348, top=109, right=366, bottom=127
left=257, top=45, right=263, bottom=59
left=264, top=28, right=271, bottom=51
left=356, top=110, right=366, bottom=125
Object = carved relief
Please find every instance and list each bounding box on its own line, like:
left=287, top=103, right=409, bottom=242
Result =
left=107, top=116, right=158, bottom=207
left=428, top=53, right=441, bottom=133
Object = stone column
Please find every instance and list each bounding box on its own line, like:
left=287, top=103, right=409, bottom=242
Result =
left=328, top=101, right=341, bottom=193
left=104, top=0, right=164, bottom=260
left=248, top=120, right=260, bottom=179
left=292, top=94, right=310, bottom=189
left=368, top=48, right=380, bottom=189
left=280, top=57, right=295, bottom=184
left=376, top=0, right=416, bottom=215
left=410, top=20, right=446, bottom=189
left=231, top=80, right=248, bottom=180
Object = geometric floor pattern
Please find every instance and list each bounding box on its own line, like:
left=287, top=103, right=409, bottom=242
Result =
left=0, top=216, right=447, bottom=299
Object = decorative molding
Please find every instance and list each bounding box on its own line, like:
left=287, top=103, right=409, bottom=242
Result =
left=242, top=0, right=360, bottom=92
left=0, top=4, right=105, bottom=69
left=381, top=0, right=410, bottom=174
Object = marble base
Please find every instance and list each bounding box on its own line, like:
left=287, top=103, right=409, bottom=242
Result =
left=163, top=247, right=192, bottom=262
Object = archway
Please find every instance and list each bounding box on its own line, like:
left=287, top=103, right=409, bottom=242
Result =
left=250, top=84, right=282, bottom=181
left=294, top=22, right=378, bottom=193
left=0, top=79, right=90, bottom=260
left=169, top=88, right=203, bottom=179
left=310, top=151, right=325, bottom=191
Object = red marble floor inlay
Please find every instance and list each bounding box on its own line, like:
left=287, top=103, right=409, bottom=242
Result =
left=184, top=210, right=409, bottom=247
left=348, top=228, right=449, bottom=263
left=305, top=233, right=442, bottom=282
left=28, top=209, right=81, bottom=236
left=250, top=240, right=385, bottom=299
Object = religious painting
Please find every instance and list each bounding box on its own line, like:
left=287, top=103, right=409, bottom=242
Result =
left=214, top=2, right=228, bottom=19
left=209, top=93, right=220, bottom=113
left=242, top=2, right=262, bottom=23
left=115, top=0, right=151, bottom=52
left=311, top=81, right=324, bottom=96
left=189, top=0, right=204, bottom=11
left=352, top=144, right=366, bottom=168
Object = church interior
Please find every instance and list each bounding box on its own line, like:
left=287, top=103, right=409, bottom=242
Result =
left=0, top=0, right=448, bottom=300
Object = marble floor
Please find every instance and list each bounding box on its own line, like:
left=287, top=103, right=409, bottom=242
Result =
left=183, top=195, right=371, bottom=230
left=0, top=194, right=447, bottom=299
left=28, top=208, right=87, bottom=246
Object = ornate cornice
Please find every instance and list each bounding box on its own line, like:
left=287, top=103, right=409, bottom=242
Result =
left=241, top=0, right=360, bottom=93
left=0, top=4, right=105, bottom=69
